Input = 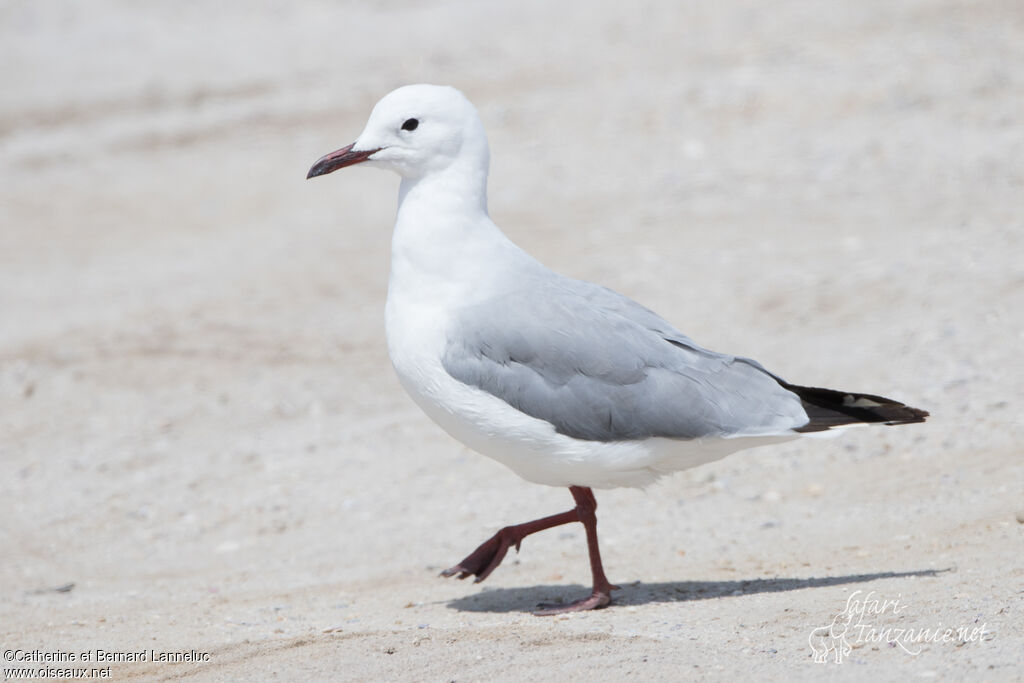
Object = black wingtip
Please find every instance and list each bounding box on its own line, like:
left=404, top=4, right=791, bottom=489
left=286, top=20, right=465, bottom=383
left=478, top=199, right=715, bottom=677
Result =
left=785, top=383, right=929, bottom=433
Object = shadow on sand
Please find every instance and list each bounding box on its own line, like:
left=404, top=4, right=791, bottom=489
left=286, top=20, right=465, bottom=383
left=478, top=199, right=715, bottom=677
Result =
left=445, top=568, right=951, bottom=613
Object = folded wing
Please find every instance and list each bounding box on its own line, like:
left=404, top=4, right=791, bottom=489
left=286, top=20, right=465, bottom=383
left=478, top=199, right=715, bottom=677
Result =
left=442, top=277, right=811, bottom=442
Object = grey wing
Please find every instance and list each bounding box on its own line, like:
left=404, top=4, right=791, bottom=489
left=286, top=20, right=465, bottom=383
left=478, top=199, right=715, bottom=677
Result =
left=579, top=280, right=777, bottom=376
left=442, top=277, right=810, bottom=442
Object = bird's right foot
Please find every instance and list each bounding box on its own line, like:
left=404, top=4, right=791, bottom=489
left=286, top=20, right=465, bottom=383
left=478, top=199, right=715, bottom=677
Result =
left=440, top=527, right=521, bottom=583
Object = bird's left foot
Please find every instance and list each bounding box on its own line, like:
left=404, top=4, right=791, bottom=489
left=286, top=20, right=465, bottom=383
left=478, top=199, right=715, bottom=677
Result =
left=533, top=588, right=616, bottom=616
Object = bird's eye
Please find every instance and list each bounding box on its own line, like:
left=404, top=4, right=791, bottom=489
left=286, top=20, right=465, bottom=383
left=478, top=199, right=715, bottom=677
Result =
left=401, top=118, right=419, bottom=132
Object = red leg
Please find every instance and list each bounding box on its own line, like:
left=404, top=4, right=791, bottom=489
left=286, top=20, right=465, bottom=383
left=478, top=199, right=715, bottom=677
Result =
left=534, top=486, right=620, bottom=615
left=441, top=486, right=619, bottom=615
left=440, top=508, right=579, bottom=582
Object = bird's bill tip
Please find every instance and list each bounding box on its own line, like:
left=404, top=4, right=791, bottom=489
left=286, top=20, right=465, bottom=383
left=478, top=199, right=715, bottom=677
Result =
left=306, top=143, right=378, bottom=179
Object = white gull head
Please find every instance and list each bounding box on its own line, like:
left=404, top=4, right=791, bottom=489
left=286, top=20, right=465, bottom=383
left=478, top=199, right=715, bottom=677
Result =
left=307, top=84, right=490, bottom=184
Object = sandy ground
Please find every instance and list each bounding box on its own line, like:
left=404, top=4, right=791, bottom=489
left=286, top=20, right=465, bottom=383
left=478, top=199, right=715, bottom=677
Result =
left=2, top=0, right=1023, bottom=680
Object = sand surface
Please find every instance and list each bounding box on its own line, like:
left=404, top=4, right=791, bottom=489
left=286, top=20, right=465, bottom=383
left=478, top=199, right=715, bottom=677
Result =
left=2, top=0, right=1022, bottom=680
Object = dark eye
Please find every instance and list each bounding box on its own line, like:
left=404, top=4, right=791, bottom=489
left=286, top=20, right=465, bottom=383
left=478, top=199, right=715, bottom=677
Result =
left=401, top=118, right=419, bottom=132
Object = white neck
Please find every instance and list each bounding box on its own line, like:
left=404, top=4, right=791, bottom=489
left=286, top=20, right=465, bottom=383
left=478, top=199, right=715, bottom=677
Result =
left=386, top=159, right=537, bottom=315
left=397, top=153, right=489, bottom=220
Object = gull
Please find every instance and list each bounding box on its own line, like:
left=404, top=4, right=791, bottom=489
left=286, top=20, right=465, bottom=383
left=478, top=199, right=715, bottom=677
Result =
left=306, top=84, right=927, bottom=615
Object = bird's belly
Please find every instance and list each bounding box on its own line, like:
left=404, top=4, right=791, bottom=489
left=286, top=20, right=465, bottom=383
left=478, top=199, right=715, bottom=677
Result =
left=384, top=308, right=571, bottom=483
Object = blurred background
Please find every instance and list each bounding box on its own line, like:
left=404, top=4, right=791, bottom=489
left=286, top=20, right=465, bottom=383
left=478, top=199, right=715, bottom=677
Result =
left=1, top=0, right=1021, bottom=676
